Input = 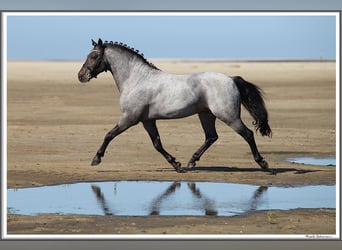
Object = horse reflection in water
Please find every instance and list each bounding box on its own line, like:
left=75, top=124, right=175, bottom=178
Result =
left=91, top=185, right=113, bottom=216
left=149, top=182, right=217, bottom=216
left=248, top=185, right=268, bottom=211
left=91, top=182, right=268, bottom=216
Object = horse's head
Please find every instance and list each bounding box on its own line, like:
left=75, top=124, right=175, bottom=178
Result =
left=78, top=38, right=108, bottom=83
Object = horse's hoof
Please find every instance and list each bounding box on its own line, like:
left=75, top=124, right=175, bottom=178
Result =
left=91, top=155, right=101, bottom=166
left=173, top=162, right=186, bottom=173
left=187, top=161, right=196, bottom=169
left=176, top=167, right=187, bottom=173
left=258, top=159, right=269, bottom=170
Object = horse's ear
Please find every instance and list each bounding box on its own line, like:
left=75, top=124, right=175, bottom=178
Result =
left=98, top=38, right=103, bottom=46
left=92, top=39, right=97, bottom=47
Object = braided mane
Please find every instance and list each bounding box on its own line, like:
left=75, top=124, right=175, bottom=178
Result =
left=103, top=41, right=160, bottom=70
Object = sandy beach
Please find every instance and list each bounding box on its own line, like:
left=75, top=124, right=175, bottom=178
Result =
left=6, top=60, right=337, bottom=236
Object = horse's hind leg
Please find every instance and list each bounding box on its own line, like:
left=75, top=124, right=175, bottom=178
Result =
left=142, top=120, right=184, bottom=173
left=229, top=118, right=269, bottom=170
left=187, top=111, right=218, bottom=169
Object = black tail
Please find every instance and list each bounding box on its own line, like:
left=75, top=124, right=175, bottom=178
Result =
left=233, top=76, right=272, bottom=137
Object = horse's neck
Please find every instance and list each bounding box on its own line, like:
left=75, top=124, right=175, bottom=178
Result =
left=105, top=49, right=152, bottom=93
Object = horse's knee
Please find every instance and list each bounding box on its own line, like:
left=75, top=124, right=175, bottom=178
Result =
left=104, top=124, right=119, bottom=141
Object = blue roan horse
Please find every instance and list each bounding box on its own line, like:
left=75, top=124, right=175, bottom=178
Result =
left=78, top=39, right=272, bottom=173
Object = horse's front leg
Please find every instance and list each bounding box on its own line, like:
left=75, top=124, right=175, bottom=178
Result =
left=91, top=115, right=137, bottom=166
left=142, top=120, right=185, bottom=173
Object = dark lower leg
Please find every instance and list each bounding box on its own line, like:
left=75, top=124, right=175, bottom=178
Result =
left=187, top=136, right=217, bottom=168
left=187, top=112, right=218, bottom=168
left=153, top=136, right=182, bottom=171
left=92, top=117, right=135, bottom=166
left=245, top=132, right=268, bottom=170
left=91, top=125, right=121, bottom=166
left=143, top=120, right=183, bottom=172
left=230, top=119, right=268, bottom=170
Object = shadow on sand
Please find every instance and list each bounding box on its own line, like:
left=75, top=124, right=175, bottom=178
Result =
left=186, top=166, right=320, bottom=175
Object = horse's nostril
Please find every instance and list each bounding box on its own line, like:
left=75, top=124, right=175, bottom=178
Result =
left=78, top=71, right=88, bottom=82
left=78, top=73, right=83, bottom=82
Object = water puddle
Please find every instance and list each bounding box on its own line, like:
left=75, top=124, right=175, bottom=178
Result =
left=7, top=181, right=335, bottom=217
left=287, top=157, right=336, bottom=166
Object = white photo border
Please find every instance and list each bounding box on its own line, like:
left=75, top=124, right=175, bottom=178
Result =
left=1, top=11, right=340, bottom=240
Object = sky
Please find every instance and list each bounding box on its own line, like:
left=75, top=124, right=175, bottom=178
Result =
left=5, top=13, right=337, bottom=60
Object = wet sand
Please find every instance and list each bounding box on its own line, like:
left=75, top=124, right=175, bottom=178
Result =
left=6, top=60, right=337, bottom=236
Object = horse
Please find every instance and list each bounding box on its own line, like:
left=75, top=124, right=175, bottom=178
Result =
left=78, top=38, right=272, bottom=173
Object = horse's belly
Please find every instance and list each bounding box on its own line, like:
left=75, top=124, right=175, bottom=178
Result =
left=146, top=93, right=204, bottom=119
left=148, top=102, right=200, bottom=120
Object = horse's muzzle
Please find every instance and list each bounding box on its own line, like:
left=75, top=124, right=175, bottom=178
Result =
left=78, top=69, right=91, bottom=83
